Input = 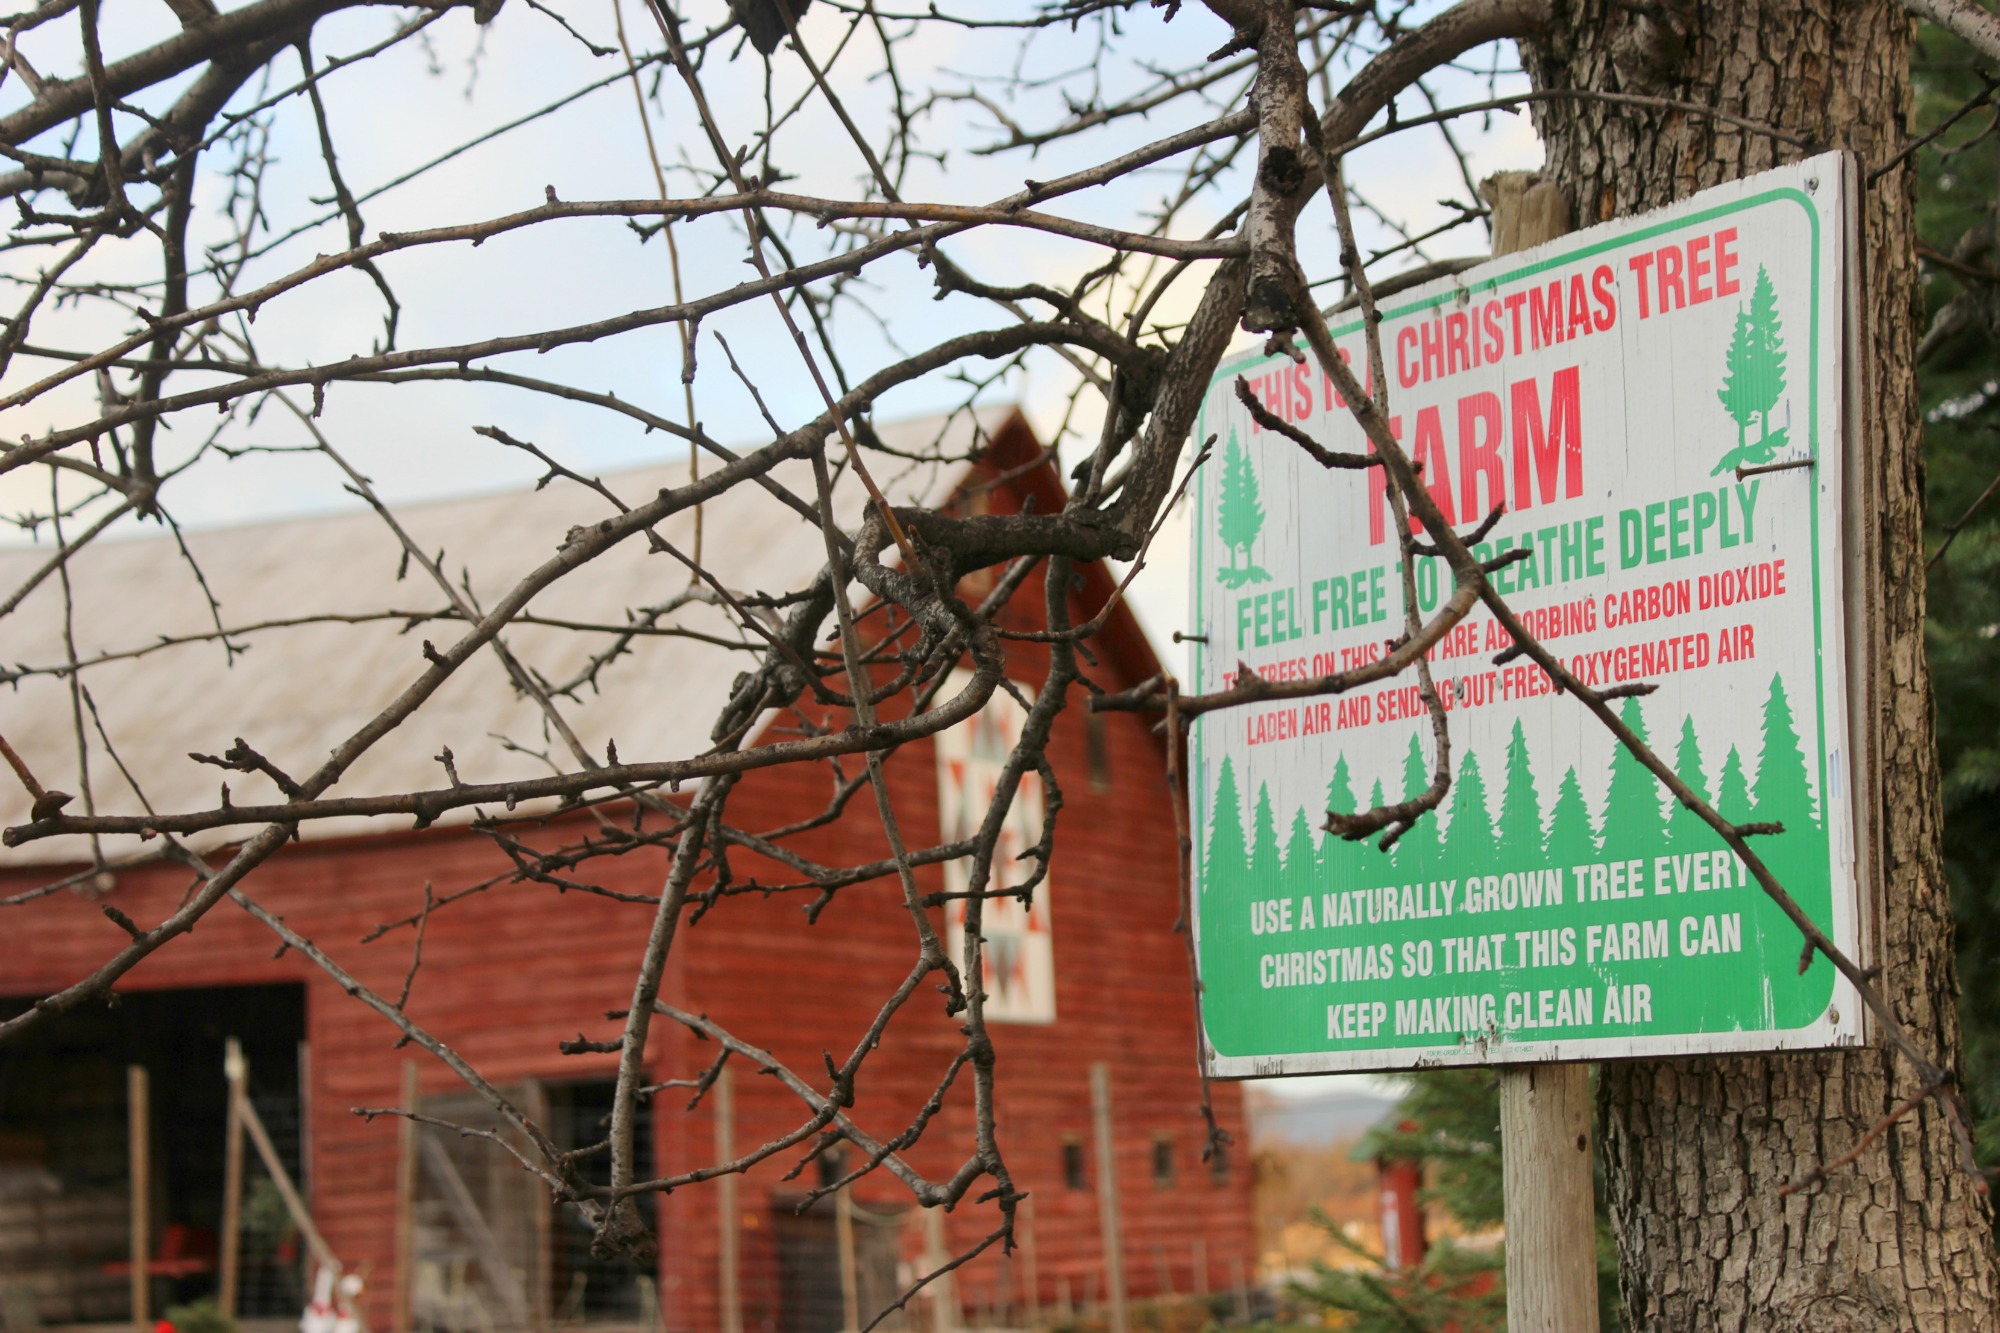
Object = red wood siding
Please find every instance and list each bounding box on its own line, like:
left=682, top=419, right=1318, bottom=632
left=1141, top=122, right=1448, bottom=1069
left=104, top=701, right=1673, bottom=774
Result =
left=0, top=426, right=1254, bottom=1330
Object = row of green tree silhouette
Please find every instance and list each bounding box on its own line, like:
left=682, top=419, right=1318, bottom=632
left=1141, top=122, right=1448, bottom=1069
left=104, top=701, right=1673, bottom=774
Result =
left=1206, top=672, right=1823, bottom=895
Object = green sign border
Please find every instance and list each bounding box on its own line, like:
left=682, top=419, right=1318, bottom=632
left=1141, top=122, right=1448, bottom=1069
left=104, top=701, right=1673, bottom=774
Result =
left=1190, top=181, right=1849, bottom=1071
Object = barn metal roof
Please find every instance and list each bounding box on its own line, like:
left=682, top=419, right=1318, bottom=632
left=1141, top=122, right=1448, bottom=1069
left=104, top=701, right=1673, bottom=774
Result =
left=0, top=407, right=1024, bottom=867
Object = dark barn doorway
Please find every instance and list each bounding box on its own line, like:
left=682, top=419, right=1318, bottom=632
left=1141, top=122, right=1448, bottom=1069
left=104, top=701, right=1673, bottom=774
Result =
left=772, top=1195, right=905, bottom=1333
left=410, top=1077, right=657, bottom=1333
left=0, top=983, right=307, bottom=1327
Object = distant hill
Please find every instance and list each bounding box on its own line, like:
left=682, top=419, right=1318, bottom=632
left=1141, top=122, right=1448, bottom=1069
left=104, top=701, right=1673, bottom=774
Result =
left=1245, top=1081, right=1399, bottom=1148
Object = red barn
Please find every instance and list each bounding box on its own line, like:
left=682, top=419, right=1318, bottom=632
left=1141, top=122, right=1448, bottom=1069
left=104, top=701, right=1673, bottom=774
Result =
left=0, top=409, right=1253, bottom=1333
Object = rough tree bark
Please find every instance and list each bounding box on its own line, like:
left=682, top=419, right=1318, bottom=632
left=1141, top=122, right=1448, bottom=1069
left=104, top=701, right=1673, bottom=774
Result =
left=1522, top=1, right=1998, bottom=1326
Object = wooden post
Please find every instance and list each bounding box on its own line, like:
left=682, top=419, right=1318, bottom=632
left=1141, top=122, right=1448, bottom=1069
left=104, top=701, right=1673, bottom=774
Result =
left=238, top=1079, right=338, bottom=1272
left=1228, top=1257, right=1249, bottom=1323
left=520, top=1078, right=552, bottom=1333
left=1191, top=1238, right=1206, bottom=1297
left=297, top=1040, right=312, bottom=1203
left=127, top=1064, right=149, bottom=1333
left=923, top=1208, right=956, bottom=1333
left=1087, top=1062, right=1127, bottom=1333
left=219, top=1041, right=247, bottom=1318
left=1017, top=1194, right=1039, bottom=1328
left=1498, top=1065, right=1599, bottom=1333
left=715, top=1065, right=742, bottom=1333
left=835, top=1185, right=860, bottom=1333
left=1479, top=172, right=1597, bottom=1333
left=393, top=1060, right=420, bottom=1333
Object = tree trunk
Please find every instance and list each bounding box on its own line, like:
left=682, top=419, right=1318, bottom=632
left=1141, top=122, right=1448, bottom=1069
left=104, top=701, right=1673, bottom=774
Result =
left=1521, top=1, right=1999, bottom=1326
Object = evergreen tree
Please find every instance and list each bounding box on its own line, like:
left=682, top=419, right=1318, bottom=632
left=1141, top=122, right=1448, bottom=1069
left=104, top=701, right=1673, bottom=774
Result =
left=1717, top=303, right=1760, bottom=455
left=1250, top=781, right=1283, bottom=887
left=1665, top=715, right=1714, bottom=850
left=1439, top=749, right=1496, bottom=876
left=1750, top=672, right=1819, bottom=833
left=1712, top=264, right=1791, bottom=473
left=1297, top=1066, right=1621, bottom=1332
left=1915, top=20, right=2000, bottom=1162
left=1394, top=733, right=1441, bottom=879
left=1361, top=777, right=1393, bottom=881
left=1216, top=431, right=1268, bottom=586
left=1745, top=264, right=1789, bottom=444
left=1493, top=719, right=1545, bottom=866
left=1597, top=697, right=1667, bottom=859
left=1281, top=807, right=1318, bottom=900
left=1320, top=753, right=1363, bottom=888
left=1298, top=1070, right=1508, bottom=1333
left=1715, top=744, right=1752, bottom=825
left=1205, top=757, right=1249, bottom=893
left=1546, top=765, right=1596, bottom=864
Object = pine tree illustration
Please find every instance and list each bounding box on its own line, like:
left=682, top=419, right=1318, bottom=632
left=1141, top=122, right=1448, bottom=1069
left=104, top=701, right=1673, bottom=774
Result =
left=1250, top=781, right=1283, bottom=886
left=1366, top=777, right=1392, bottom=874
left=1206, top=757, right=1249, bottom=893
left=1394, top=733, right=1440, bottom=878
left=1717, top=304, right=1759, bottom=457
left=1546, top=765, right=1596, bottom=864
left=1281, top=807, right=1318, bottom=899
left=1439, top=749, right=1496, bottom=875
left=1216, top=431, right=1270, bottom=587
left=1713, top=264, right=1790, bottom=474
left=1320, top=753, right=1363, bottom=887
left=1664, top=715, right=1713, bottom=850
left=1494, top=720, right=1544, bottom=866
left=1597, top=696, right=1666, bottom=859
left=1751, top=672, right=1819, bottom=833
left=1746, top=266, right=1789, bottom=443
left=1715, top=744, right=1752, bottom=825
left=1752, top=676, right=1831, bottom=1024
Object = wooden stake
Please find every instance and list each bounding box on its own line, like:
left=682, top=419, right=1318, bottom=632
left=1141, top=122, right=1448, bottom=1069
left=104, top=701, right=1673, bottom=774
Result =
left=127, top=1064, right=149, bottom=1333
left=1498, top=1064, right=1599, bottom=1333
left=520, top=1079, right=552, bottom=1333
left=923, top=1207, right=956, bottom=1333
left=835, top=1185, right=859, bottom=1333
left=1088, top=1062, right=1127, bottom=1333
left=1018, top=1194, right=1039, bottom=1328
left=715, top=1065, right=741, bottom=1333
left=219, top=1041, right=247, bottom=1318
left=238, top=1078, right=338, bottom=1271
left=393, top=1060, right=419, bottom=1333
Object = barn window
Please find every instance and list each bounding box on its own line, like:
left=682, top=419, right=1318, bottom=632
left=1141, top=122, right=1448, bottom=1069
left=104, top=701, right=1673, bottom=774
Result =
left=1209, top=1140, right=1231, bottom=1186
left=936, top=667, right=1058, bottom=1023
left=1062, top=1139, right=1087, bottom=1190
left=1084, top=710, right=1112, bottom=792
left=543, top=1079, right=658, bottom=1324
left=405, top=1075, right=657, bottom=1329
left=816, top=1143, right=848, bottom=1189
left=1152, top=1136, right=1176, bottom=1188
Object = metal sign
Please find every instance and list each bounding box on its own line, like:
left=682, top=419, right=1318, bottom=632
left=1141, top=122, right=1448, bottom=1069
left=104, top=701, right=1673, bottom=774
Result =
left=1189, top=153, right=1871, bottom=1076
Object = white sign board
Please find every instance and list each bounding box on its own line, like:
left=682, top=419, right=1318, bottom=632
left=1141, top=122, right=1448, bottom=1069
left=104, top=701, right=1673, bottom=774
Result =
left=1188, top=153, right=1870, bottom=1075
